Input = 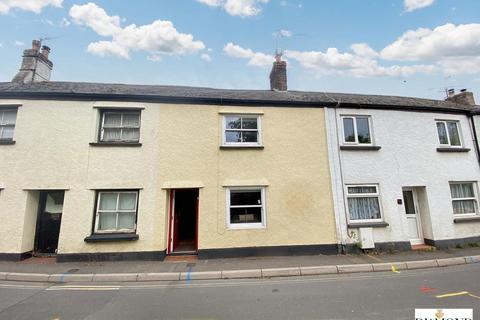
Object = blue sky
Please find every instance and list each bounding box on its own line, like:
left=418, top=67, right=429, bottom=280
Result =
left=0, top=0, right=479, bottom=101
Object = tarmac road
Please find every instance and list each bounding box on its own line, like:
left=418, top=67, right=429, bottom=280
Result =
left=0, top=263, right=479, bottom=320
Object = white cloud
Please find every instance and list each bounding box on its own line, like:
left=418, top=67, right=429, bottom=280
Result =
left=196, top=0, right=269, bottom=17
left=350, top=43, right=378, bottom=58
left=285, top=48, right=435, bottom=78
left=0, top=43, right=3, bottom=48
left=381, top=23, right=480, bottom=61
left=0, top=0, right=62, bottom=14
left=404, top=0, right=435, bottom=12
left=14, top=40, right=24, bottom=46
left=70, top=2, right=205, bottom=59
left=273, top=29, right=292, bottom=38
left=201, top=53, right=212, bottom=62
left=60, top=17, right=70, bottom=27
left=223, top=42, right=273, bottom=67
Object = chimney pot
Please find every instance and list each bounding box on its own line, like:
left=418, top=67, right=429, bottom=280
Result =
left=41, top=45, right=51, bottom=59
left=32, top=40, right=41, bottom=52
left=446, top=90, right=476, bottom=106
left=448, top=88, right=455, bottom=97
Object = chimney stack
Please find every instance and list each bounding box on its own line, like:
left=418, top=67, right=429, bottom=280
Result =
left=12, top=40, right=53, bottom=84
left=270, top=52, right=287, bottom=92
left=446, top=88, right=476, bottom=106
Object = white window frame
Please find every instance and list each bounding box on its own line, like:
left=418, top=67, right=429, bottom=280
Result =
left=222, top=115, right=262, bottom=147
left=345, top=184, right=383, bottom=223
left=226, top=187, right=267, bottom=230
left=100, top=110, right=141, bottom=142
left=435, top=120, right=463, bottom=148
left=341, top=115, right=373, bottom=146
left=0, top=108, right=17, bottom=141
left=449, top=182, right=479, bottom=217
left=94, top=191, right=139, bottom=233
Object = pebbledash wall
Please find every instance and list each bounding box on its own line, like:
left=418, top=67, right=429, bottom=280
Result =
left=326, top=107, right=480, bottom=252
left=0, top=99, right=337, bottom=261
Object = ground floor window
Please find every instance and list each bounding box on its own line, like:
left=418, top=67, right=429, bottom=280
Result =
left=450, top=182, right=478, bottom=216
left=227, top=187, right=266, bottom=229
left=94, top=190, right=139, bottom=233
left=346, top=185, right=382, bottom=222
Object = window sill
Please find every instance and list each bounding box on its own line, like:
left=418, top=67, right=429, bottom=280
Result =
left=0, top=139, right=15, bottom=145
left=89, top=142, right=142, bottom=147
left=84, top=233, right=139, bottom=242
left=437, top=147, right=470, bottom=153
left=453, top=216, right=480, bottom=223
left=227, top=225, right=266, bottom=230
left=340, top=145, right=381, bottom=151
left=348, top=222, right=389, bottom=228
left=220, top=145, right=264, bottom=150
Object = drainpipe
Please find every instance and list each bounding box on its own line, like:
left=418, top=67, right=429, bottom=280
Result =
left=332, top=102, right=349, bottom=254
left=468, top=112, right=480, bottom=165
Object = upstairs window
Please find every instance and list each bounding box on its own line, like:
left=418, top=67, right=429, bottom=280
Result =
left=436, top=120, right=461, bottom=147
left=100, top=110, right=141, bottom=143
left=0, top=109, right=17, bottom=141
left=223, top=115, right=262, bottom=146
left=450, top=182, right=478, bottom=216
left=95, top=191, right=139, bottom=233
left=342, top=116, right=372, bottom=145
left=346, top=185, right=382, bottom=222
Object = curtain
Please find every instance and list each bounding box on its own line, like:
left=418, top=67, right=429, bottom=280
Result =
left=348, top=197, right=381, bottom=220
left=99, top=213, right=116, bottom=230
left=99, top=193, right=117, bottom=210
left=1, top=126, right=14, bottom=139
left=447, top=122, right=461, bottom=146
left=453, top=200, right=476, bottom=214
left=348, top=186, right=377, bottom=194
left=450, top=183, right=474, bottom=198
left=2, top=110, right=17, bottom=125
left=436, top=122, right=448, bottom=144
left=123, top=113, right=140, bottom=127
left=103, top=128, right=122, bottom=141
left=118, top=213, right=136, bottom=229
left=121, top=128, right=140, bottom=141
left=104, top=113, right=122, bottom=126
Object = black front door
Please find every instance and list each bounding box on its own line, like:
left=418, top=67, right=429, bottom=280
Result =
left=34, top=191, right=65, bottom=255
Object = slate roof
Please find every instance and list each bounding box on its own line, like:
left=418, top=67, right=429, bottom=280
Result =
left=0, top=81, right=477, bottom=113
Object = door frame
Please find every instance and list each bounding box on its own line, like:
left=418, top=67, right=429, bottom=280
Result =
left=33, top=190, right=65, bottom=255
left=167, top=189, right=199, bottom=255
left=403, top=187, right=424, bottom=245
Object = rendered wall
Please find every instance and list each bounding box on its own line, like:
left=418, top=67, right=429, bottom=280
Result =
left=0, top=99, right=337, bottom=255
left=326, top=107, right=480, bottom=247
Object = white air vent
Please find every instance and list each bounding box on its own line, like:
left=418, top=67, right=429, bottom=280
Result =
left=358, top=227, right=375, bottom=249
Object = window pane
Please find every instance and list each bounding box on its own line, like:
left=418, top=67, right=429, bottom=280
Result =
left=343, top=118, right=355, bottom=142
left=45, top=193, right=64, bottom=214
left=453, top=200, right=477, bottom=214
left=119, top=193, right=137, bottom=210
left=225, top=131, right=242, bottom=143
left=0, top=125, right=14, bottom=139
left=122, top=113, right=140, bottom=127
left=103, top=128, right=122, bottom=141
left=450, top=183, right=474, bottom=199
left=447, top=122, right=461, bottom=146
left=348, top=197, right=381, bottom=220
left=403, top=191, right=415, bottom=215
left=230, top=190, right=262, bottom=206
left=242, top=118, right=258, bottom=129
left=242, top=131, right=258, bottom=143
left=103, top=113, right=122, bottom=127
left=225, top=117, right=241, bottom=129
left=230, top=207, right=262, bottom=224
left=118, top=213, right=136, bottom=229
left=98, top=212, right=117, bottom=230
left=347, top=186, right=377, bottom=194
left=2, top=110, right=17, bottom=125
left=121, top=128, right=140, bottom=141
left=436, top=122, right=448, bottom=145
left=99, top=193, right=118, bottom=210
left=356, top=118, right=371, bottom=144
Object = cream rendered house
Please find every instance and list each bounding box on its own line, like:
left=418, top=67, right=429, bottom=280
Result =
left=0, top=41, right=338, bottom=261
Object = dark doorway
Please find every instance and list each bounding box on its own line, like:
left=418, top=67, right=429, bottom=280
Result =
left=34, top=191, right=65, bottom=255
left=170, top=189, right=198, bottom=253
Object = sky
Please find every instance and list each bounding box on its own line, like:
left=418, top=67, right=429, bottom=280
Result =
left=0, top=0, right=479, bottom=101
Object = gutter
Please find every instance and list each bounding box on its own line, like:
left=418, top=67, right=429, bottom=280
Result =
left=468, top=111, right=480, bottom=164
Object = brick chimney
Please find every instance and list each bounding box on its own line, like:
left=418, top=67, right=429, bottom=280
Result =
left=446, top=89, right=476, bottom=106
left=12, top=40, right=53, bottom=83
left=270, top=52, right=287, bottom=92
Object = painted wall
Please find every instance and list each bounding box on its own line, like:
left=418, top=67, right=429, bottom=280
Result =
left=0, top=99, right=337, bottom=255
left=326, top=107, right=480, bottom=247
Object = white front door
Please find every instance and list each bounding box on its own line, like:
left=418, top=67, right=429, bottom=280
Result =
left=403, top=189, right=424, bottom=245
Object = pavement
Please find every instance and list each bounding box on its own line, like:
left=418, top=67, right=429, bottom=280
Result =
left=1, top=263, right=479, bottom=319
left=0, top=246, right=479, bottom=283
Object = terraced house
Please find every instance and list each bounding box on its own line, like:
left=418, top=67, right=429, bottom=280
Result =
left=0, top=41, right=479, bottom=262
